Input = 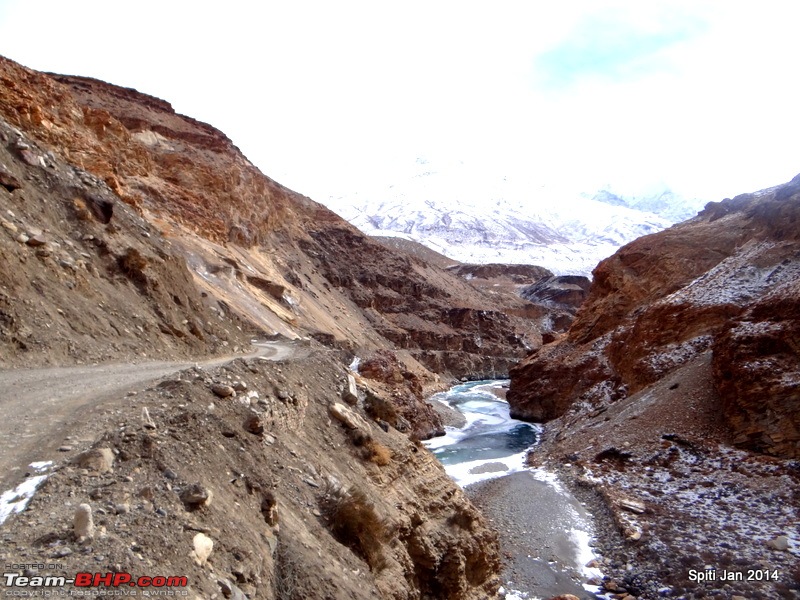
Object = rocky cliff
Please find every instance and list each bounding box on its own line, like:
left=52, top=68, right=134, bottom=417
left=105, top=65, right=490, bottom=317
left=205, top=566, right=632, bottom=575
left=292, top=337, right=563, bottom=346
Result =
left=0, top=54, right=515, bottom=598
left=508, top=175, right=800, bottom=459
left=0, top=55, right=541, bottom=382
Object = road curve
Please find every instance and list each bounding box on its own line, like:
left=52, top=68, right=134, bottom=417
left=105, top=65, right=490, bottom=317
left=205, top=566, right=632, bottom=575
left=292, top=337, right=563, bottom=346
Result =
left=0, top=340, right=298, bottom=491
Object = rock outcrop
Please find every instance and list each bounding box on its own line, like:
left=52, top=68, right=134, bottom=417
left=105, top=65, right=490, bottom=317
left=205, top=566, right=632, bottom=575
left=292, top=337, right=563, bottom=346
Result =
left=0, top=55, right=539, bottom=379
left=509, top=175, right=800, bottom=458
left=519, top=275, right=591, bottom=312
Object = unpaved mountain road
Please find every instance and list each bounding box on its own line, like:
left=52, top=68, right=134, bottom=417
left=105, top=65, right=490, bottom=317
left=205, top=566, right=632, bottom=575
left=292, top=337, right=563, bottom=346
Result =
left=0, top=341, right=301, bottom=491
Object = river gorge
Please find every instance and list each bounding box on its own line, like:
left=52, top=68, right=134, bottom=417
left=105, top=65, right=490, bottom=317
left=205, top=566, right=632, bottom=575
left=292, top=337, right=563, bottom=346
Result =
left=425, top=381, right=604, bottom=599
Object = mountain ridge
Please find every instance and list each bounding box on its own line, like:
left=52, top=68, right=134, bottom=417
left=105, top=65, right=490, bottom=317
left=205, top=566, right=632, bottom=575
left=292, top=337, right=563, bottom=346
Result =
left=323, top=159, right=707, bottom=275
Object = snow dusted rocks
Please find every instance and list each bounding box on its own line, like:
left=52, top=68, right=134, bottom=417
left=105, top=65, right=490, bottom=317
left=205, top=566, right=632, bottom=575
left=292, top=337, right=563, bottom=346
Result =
left=509, top=174, right=800, bottom=460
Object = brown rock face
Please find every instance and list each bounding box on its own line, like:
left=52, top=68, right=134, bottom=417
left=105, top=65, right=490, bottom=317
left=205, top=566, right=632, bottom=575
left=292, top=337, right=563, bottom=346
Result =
left=302, top=225, right=533, bottom=378
left=519, top=275, right=591, bottom=311
left=713, top=279, right=800, bottom=458
left=508, top=175, right=800, bottom=458
left=358, top=350, right=443, bottom=439
left=0, top=55, right=538, bottom=378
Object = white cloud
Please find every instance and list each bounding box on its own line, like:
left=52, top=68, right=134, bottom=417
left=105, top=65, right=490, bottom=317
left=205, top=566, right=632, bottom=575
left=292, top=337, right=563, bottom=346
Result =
left=0, top=1, right=797, bottom=204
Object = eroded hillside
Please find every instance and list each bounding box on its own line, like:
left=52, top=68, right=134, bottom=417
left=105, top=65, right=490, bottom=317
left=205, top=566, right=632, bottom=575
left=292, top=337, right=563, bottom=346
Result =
left=0, top=54, right=531, bottom=599
left=508, top=177, right=800, bottom=598
left=1, top=353, right=500, bottom=599
left=0, top=56, right=543, bottom=383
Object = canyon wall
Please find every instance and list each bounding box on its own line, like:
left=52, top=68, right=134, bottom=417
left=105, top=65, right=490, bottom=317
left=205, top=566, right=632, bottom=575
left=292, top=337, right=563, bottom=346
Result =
left=509, top=176, right=800, bottom=458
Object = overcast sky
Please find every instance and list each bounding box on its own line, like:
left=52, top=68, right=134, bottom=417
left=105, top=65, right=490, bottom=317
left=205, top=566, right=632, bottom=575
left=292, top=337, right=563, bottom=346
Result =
left=0, top=1, right=798, bottom=204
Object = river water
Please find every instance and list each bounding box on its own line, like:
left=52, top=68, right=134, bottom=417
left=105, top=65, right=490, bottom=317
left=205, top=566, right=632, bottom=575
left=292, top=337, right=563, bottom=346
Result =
left=424, top=380, right=604, bottom=600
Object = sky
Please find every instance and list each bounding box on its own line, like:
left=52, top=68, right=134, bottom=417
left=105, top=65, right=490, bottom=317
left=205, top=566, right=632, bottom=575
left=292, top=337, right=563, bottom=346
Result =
left=0, top=1, right=799, bottom=205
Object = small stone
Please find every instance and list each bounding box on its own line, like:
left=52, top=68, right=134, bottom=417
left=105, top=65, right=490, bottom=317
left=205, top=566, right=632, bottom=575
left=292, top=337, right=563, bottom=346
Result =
left=141, top=407, right=156, bottom=429
left=618, top=497, right=646, bottom=514
left=163, top=468, right=179, bottom=480
left=211, top=384, right=235, bottom=398
left=51, top=547, right=73, bottom=558
left=155, top=508, right=168, bottom=517
left=74, top=504, right=94, bottom=541
left=73, top=448, right=115, bottom=473
left=329, top=402, right=371, bottom=433
left=115, top=503, right=130, bottom=515
left=219, top=579, right=248, bottom=600
left=766, top=535, right=789, bottom=551
left=180, top=483, right=213, bottom=508
left=191, top=533, right=214, bottom=566
left=232, top=381, right=247, bottom=392
left=26, top=234, right=47, bottom=247
left=19, top=148, right=42, bottom=167
left=342, top=374, right=359, bottom=405
left=58, top=445, right=73, bottom=452
left=15, top=233, right=29, bottom=244
left=277, top=390, right=289, bottom=400
left=243, top=414, right=264, bottom=436
left=1, top=220, right=17, bottom=232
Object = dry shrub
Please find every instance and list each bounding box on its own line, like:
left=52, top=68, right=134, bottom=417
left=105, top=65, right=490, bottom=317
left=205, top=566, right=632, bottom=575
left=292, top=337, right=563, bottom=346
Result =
left=117, top=247, right=148, bottom=285
left=321, top=484, right=386, bottom=570
left=366, top=440, right=392, bottom=466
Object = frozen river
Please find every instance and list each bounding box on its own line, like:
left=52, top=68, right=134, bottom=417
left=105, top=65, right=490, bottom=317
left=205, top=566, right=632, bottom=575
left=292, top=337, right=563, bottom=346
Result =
left=424, top=380, right=605, bottom=600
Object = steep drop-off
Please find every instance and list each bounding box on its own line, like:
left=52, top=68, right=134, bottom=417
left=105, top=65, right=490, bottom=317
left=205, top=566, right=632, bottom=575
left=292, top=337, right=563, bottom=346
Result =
left=0, top=55, right=518, bottom=599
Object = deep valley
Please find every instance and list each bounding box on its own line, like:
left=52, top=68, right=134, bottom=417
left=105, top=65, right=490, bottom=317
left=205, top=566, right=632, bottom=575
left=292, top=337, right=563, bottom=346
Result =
left=0, top=54, right=798, bottom=600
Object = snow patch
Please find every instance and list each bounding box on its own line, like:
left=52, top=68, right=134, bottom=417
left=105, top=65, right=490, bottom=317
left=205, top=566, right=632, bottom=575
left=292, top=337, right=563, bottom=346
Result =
left=0, top=462, right=55, bottom=525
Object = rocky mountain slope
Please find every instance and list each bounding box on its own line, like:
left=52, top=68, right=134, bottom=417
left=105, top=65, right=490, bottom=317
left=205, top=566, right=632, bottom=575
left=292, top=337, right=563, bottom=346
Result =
left=0, top=54, right=564, bottom=599
left=508, top=177, right=800, bottom=597
left=0, top=56, right=544, bottom=383
left=508, top=177, right=800, bottom=459
left=2, top=351, right=500, bottom=600
left=323, top=159, right=701, bottom=275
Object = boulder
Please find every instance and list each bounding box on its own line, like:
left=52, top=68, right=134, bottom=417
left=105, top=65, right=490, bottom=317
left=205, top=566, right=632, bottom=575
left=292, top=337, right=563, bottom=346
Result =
left=73, top=504, right=94, bottom=541
left=342, top=374, right=359, bottom=405
left=191, top=533, right=214, bottom=566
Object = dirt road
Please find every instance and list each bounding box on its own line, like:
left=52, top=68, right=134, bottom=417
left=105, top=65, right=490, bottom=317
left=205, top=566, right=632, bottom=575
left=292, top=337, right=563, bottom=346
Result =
left=0, top=340, right=300, bottom=491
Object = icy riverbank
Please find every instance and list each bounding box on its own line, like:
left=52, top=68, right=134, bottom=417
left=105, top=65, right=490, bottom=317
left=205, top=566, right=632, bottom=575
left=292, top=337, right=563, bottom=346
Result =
left=424, top=380, right=604, bottom=599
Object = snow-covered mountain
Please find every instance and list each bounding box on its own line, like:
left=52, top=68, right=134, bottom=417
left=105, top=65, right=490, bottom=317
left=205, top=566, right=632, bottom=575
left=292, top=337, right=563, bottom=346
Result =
left=323, top=159, right=706, bottom=276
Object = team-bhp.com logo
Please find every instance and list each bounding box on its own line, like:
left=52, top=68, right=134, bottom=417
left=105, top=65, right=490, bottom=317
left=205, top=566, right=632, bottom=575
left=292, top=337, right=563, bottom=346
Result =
left=3, top=572, right=188, bottom=596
